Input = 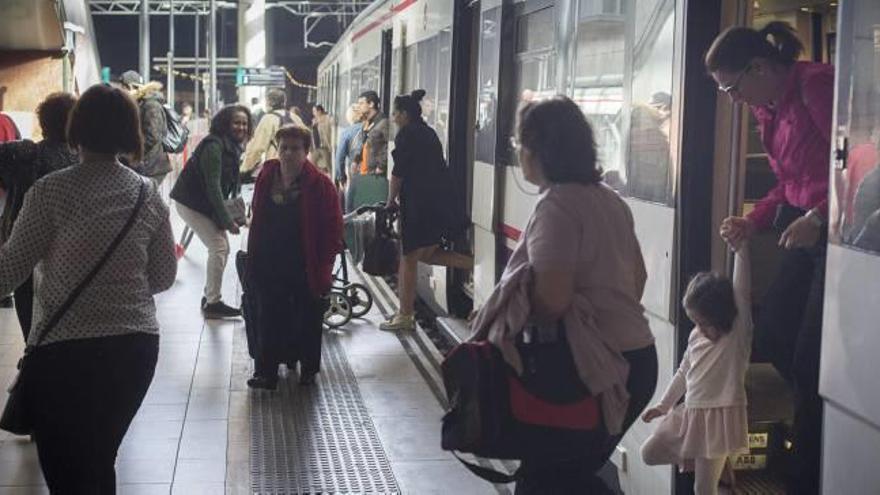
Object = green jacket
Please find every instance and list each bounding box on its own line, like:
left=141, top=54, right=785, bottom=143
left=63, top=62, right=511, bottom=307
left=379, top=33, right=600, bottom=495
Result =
left=170, top=135, right=242, bottom=229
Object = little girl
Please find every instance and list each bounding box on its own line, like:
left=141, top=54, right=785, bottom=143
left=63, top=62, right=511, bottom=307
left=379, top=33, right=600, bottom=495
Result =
left=640, top=243, right=752, bottom=495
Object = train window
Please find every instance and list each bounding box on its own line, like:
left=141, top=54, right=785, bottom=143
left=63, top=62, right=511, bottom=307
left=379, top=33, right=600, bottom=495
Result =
left=573, top=1, right=626, bottom=183
left=506, top=5, right=557, bottom=167
left=624, top=0, right=674, bottom=204
left=835, top=3, right=880, bottom=254
left=572, top=0, right=674, bottom=204
left=475, top=7, right=502, bottom=165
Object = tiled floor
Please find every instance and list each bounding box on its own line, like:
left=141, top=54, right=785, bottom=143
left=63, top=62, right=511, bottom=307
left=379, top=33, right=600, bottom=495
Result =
left=0, top=203, right=500, bottom=494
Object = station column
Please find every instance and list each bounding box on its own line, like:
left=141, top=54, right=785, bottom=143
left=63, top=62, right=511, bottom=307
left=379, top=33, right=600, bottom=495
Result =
left=237, top=0, right=267, bottom=105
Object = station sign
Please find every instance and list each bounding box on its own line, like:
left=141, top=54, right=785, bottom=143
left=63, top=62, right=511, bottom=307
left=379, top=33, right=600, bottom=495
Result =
left=236, top=66, right=286, bottom=87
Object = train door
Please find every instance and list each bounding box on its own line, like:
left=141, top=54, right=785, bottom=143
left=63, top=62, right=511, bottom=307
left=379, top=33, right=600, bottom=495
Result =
left=820, top=0, right=880, bottom=490
left=471, top=0, right=505, bottom=307
left=445, top=0, right=481, bottom=316
left=707, top=1, right=837, bottom=492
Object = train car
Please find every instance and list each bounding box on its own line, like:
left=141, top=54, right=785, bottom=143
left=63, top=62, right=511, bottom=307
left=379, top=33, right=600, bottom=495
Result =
left=319, top=0, right=880, bottom=493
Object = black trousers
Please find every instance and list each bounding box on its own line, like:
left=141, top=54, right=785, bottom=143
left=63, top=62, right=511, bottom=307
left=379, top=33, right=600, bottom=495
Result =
left=756, top=246, right=825, bottom=495
left=14, top=275, right=33, bottom=341
left=24, top=333, right=158, bottom=495
left=254, top=286, right=327, bottom=379
left=515, top=345, right=659, bottom=494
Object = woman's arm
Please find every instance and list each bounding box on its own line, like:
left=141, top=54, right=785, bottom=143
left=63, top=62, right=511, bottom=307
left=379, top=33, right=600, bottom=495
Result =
left=335, top=128, right=353, bottom=184
left=0, top=183, right=54, bottom=296
left=526, top=197, right=579, bottom=324
left=387, top=176, right=402, bottom=207
left=199, top=141, right=236, bottom=231
left=147, top=200, right=177, bottom=293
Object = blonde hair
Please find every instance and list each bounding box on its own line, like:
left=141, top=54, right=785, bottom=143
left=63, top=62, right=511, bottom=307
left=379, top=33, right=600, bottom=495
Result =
left=345, top=103, right=361, bottom=125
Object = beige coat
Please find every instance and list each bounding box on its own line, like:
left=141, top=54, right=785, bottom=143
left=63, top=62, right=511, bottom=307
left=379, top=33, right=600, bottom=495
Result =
left=240, top=109, right=304, bottom=174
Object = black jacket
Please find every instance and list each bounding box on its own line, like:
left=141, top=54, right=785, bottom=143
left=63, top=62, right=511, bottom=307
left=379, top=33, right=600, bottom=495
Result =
left=134, top=83, right=172, bottom=177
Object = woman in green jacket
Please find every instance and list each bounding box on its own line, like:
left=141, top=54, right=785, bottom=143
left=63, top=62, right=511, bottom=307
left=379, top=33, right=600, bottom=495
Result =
left=171, top=105, right=253, bottom=318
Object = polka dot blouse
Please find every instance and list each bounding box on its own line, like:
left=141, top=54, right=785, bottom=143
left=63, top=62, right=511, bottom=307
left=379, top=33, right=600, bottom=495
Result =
left=0, top=160, right=177, bottom=347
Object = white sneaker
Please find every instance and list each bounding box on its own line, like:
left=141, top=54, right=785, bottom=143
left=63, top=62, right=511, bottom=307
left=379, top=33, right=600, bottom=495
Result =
left=379, top=313, right=415, bottom=332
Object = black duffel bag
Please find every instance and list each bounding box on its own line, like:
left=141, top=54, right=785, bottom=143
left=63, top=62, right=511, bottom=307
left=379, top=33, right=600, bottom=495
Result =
left=361, top=207, right=399, bottom=276
left=441, top=324, right=609, bottom=483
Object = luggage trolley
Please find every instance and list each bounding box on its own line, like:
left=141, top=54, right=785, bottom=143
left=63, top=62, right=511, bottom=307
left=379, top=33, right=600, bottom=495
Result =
left=322, top=205, right=390, bottom=328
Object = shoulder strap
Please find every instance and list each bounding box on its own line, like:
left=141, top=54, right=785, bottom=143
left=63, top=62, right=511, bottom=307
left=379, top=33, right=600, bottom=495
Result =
left=27, top=180, right=149, bottom=352
left=452, top=453, right=519, bottom=484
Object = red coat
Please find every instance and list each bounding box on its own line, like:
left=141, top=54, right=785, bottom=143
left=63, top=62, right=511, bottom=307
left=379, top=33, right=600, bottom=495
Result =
left=248, top=159, right=343, bottom=297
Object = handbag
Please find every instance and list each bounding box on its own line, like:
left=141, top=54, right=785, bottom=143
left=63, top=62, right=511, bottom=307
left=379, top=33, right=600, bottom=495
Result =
left=0, top=180, right=148, bottom=435
left=441, top=323, right=608, bottom=483
left=362, top=208, right=399, bottom=276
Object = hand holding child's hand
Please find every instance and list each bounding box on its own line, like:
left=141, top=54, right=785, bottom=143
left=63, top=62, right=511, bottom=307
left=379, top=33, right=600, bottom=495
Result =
left=641, top=406, right=666, bottom=423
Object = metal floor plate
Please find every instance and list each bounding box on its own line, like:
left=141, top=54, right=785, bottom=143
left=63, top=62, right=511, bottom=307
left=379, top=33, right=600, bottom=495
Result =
left=250, top=336, right=400, bottom=494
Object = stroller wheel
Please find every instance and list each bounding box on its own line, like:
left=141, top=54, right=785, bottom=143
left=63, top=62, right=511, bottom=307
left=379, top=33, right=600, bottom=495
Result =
left=324, top=292, right=353, bottom=329
left=344, top=283, right=373, bottom=318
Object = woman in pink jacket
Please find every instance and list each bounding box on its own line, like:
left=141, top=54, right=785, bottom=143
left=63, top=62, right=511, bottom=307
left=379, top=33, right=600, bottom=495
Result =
left=706, top=22, right=832, bottom=494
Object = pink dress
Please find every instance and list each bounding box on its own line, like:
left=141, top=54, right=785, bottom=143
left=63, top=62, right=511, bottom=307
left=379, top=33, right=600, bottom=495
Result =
left=650, top=249, right=752, bottom=460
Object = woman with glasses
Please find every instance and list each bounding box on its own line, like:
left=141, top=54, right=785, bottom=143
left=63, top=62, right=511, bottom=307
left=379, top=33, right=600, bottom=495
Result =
left=705, top=22, right=833, bottom=495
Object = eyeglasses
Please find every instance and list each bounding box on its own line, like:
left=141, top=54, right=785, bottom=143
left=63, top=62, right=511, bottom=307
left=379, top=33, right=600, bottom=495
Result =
left=509, top=136, right=521, bottom=151
left=718, top=65, right=751, bottom=95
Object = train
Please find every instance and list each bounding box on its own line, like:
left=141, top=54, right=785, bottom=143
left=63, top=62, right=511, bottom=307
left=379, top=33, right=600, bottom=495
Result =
left=317, top=0, right=880, bottom=493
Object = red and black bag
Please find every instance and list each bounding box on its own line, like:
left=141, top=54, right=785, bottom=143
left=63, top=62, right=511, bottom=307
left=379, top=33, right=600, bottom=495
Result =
left=441, top=325, right=609, bottom=483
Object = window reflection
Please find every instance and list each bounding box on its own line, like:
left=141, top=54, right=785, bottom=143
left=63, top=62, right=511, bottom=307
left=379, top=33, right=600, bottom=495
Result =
left=574, top=0, right=674, bottom=204
left=837, top=11, right=880, bottom=254
left=626, top=0, right=675, bottom=204
left=507, top=6, right=556, bottom=167
left=475, top=8, right=501, bottom=165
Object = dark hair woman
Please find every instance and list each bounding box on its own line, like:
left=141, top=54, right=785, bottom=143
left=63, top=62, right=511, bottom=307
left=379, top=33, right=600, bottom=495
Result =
left=707, top=23, right=832, bottom=494
left=171, top=104, right=253, bottom=318
left=379, top=89, right=473, bottom=331
left=246, top=125, right=343, bottom=389
left=0, top=84, right=177, bottom=491
left=0, top=92, right=78, bottom=340
left=469, top=96, right=657, bottom=494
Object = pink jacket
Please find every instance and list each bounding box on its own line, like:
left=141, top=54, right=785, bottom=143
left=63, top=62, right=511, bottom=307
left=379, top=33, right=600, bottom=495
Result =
left=748, top=61, right=833, bottom=230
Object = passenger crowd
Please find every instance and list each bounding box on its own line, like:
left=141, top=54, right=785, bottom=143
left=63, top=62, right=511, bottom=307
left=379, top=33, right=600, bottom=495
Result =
left=0, top=20, right=844, bottom=494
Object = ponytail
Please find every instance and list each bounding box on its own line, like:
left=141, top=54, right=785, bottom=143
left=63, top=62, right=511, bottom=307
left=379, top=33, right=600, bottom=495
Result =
left=705, top=21, right=804, bottom=73
left=393, top=89, right=426, bottom=119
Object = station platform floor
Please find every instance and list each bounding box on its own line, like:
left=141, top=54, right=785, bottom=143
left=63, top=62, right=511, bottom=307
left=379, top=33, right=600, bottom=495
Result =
left=0, top=205, right=509, bottom=494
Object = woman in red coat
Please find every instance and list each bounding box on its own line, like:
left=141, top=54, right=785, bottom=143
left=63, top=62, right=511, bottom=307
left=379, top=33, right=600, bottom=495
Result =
left=247, top=125, right=343, bottom=390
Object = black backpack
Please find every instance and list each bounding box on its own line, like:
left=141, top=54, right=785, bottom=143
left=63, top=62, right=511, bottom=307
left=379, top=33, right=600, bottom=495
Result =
left=161, top=104, right=190, bottom=154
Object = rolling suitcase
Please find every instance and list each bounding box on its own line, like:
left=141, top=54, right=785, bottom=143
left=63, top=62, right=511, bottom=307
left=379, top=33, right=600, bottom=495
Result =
left=235, top=251, right=259, bottom=359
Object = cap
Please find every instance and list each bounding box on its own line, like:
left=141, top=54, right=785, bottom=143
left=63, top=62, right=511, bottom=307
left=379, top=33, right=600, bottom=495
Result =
left=119, top=70, right=144, bottom=87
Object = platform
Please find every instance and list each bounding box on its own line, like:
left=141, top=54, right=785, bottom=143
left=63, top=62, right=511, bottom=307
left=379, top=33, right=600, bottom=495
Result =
left=0, top=203, right=507, bottom=494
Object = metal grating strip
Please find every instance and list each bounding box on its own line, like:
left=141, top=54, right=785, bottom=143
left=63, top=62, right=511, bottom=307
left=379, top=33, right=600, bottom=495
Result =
left=250, top=336, right=400, bottom=494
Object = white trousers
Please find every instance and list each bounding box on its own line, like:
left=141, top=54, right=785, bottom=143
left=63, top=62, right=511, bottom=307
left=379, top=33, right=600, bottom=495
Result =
left=175, top=202, right=229, bottom=304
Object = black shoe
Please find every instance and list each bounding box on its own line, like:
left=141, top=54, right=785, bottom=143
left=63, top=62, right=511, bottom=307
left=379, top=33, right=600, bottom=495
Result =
left=203, top=301, right=241, bottom=319
left=247, top=376, right=278, bottom=390
left=299, top=372, right=317, bottom=386
left=0, top=295, right=12, bottom=308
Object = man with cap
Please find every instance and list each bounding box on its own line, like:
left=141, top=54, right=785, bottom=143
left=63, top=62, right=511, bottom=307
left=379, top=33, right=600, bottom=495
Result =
left=119, top=70, right=172, bottom=187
